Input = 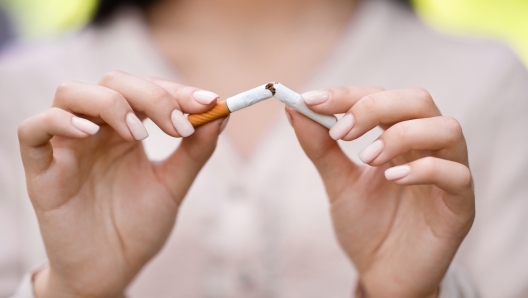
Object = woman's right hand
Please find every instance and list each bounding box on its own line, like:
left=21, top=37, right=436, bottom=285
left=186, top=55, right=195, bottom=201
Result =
left=17, top=71, right=227, bottom=298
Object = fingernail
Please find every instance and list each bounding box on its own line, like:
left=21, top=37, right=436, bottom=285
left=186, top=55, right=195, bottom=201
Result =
left=329, top=113, right=354, bottom=140
left=385, top=165, right=411, bottom=180
left=71, top=117, right=99, bottom=135
left=285, top=109, right=292, bottom=125
left=358, top=139, right=384, bottom=164
left=171, top=110, right=195, bottom=137
left=219, top=116, right=229, bottom=134
left=302, top=90, right=329, bottom=105
left=126, top=112, right=149, bottom=140
left=193, top=90, right=219, bottom=105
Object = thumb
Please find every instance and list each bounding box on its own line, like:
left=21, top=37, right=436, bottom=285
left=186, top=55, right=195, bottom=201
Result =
left=287, top=107, right=359, bottom=198
left=156, top=117, right=227, bottom=201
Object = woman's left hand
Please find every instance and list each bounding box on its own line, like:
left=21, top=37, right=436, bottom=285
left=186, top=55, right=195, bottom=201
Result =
left=287, top=87, right=475, bottom=298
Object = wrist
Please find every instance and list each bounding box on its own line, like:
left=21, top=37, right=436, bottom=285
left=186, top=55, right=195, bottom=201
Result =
left=355, top=279, right=439, bottom=298
left=34, top=267, right=125, bottom=298
left=34, top=268, right=74, bottom=298
left=428, top=289, right=439, bottom=298
left=34, top=268, right=54, bottom=298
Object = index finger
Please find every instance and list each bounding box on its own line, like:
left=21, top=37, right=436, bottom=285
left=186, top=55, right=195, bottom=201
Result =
left=145, top=77, right=219, bottom=113
left=301, top=86, right=385, bottom=114
left=18, top=108, right=98, bottom=174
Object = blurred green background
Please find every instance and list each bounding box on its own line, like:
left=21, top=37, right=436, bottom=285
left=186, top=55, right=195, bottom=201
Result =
left=1, top=0, right=96, bottom=38
left=0, top=0, right=527, bottom=64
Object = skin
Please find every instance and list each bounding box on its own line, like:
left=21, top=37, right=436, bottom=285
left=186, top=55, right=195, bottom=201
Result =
left=19, top=73, right=227, bottom=297
left=17, top=0, right=474, bottom=297
left=287, top=87, right=474, bottom=297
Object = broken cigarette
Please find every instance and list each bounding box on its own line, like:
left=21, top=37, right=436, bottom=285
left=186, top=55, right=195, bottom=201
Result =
left=188, top=83, right=275, bottom=127
left=187, top=82, right=337, bottom=129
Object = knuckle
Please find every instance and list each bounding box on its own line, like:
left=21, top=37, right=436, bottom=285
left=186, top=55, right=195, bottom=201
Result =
left=102, top=90, right=126, bottom=109
left=164, top=84, right=184, bottom=98
left=420, top=156, right=438, bottom=177
left=100, top=70, right=125, bottom=85
left=368, top=86, right=386, bottom=93
left=331, top=86, right=349, bottom=95
left=393, top=121, right=410, bottom=140
left=18, top=108, right=60, bottom=142
left=412, top=87, right=433, bottom=101
left=17, top=120, right=31, bottom=141
left=358, top=94, right=381, bottom=114
left=147, top=86, right=170, bottom=105
left=166, top=87, right=180, bottom=98
left=56, top=80, right=75, bottom=94
left=54, top=81, right=77, bottom=101
left=343, top=86, right=385, bottom=100
left=442, top=116, right=463, bottom=139
left=412, top=87, right=437, bottom=109
left=43, top=108, right=61, bottom=123
left=457, top=165, right=473, bottom=188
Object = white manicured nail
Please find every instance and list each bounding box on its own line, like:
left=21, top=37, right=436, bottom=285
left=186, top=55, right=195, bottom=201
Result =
left=302, top=90, right=329, bottom=105
left=171, top=110, right=195, bottom=137
left=385, top=165, right=411, bottom=180
left=193, top=90, right=219, bottom=105
left=285, top=109, right=292, bottom=125
left=72, top=117, right=99, bottom=135
left=125, top=112, right=149, bottom=140
left=219, top=116, right=229, bottom=134
left=359, top=139, right=384, bottom=163
left=329, top=114, right=354, bottom=140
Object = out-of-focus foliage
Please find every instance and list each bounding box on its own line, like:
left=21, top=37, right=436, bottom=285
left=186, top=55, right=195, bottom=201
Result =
left=0, top=5, right=14, bottom=48
left=0, top=0, right=96, bottom=38
left=413, top=0, right=528, bottom=64
left=0, top=0, right=527, bottom=64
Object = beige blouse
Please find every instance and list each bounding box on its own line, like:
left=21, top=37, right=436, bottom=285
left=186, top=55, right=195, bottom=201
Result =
left=1, top=0, right=528, bottom=297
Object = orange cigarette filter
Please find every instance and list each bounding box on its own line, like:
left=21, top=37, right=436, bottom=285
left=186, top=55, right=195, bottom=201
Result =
left=188, top=101, right=230, bottom=127
left=186, top=82, right=337, bottom=129
left=187, top=83, right=276, bottom=128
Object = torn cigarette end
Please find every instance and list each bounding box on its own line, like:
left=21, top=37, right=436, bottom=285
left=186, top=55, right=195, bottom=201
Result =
left=188, top=101, right=230, bottom=127
left=265, top=83, right=276, bottom=96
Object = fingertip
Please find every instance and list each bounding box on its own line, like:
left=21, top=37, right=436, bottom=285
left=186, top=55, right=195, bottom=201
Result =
left=193, top=90, right=220, bottom=105
left=71, top=116, right=100, bottom=135
left=171, top=110, right=195, bottom=138
left=384, top=165, right=411, bottom=181
left=358, top=140, right=384, bottom=164
left=302, top=90, right=329, bottom=106
left=329, top=114, right=354, bottom=140
left=125, top=112, right=149, bottom=141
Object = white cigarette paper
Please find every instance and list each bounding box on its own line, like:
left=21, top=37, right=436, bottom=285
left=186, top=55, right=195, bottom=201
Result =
left=273, top=83, right=337, bottom=129
left=226, top=83, right=274, bottom=112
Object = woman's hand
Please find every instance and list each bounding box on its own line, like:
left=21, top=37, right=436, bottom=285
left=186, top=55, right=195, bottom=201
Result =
left=287, top=87, right=475, bottom=298
left=18, top=71, right=227, bottom=298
